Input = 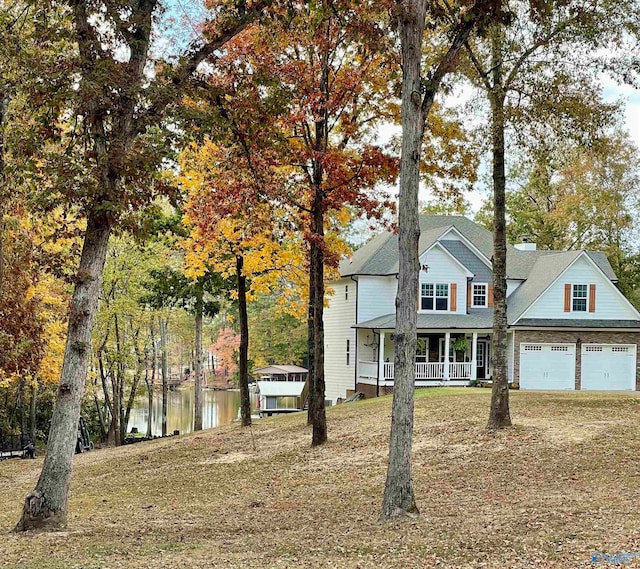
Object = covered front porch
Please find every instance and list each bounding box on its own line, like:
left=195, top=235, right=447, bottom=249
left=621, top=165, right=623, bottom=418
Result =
left=356, top=329, right=493, bottom=388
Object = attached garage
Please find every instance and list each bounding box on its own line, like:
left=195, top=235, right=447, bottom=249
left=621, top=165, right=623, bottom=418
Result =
left=520, top=343, right=576, bottom=390
left=581, top=344, right=636, bottom=391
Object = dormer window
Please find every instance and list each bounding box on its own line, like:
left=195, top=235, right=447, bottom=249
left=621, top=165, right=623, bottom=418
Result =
left=421, top=283, right=449, bottom=311
left=472, top=284, right=488, bottom=307
left=572, top=284, right=588, bottom=312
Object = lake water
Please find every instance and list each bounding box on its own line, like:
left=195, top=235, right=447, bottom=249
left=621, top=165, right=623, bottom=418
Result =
left=128, top=386, right=258, bottom=436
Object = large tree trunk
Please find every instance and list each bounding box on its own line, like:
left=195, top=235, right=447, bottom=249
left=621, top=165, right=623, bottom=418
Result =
left=487, top=27, right=511, bottom=430
left=160, top=317, right=168, bottom=436
left=306, top=255, right=316, bottom=426
left=15, top=209, right=112, bottom=531
left=308, top=13, right=331, bottom=446
left=310, top=193, right=327, bottom=446
left=194, top=300, right=204, bottom=431
left=379, top=0, right=497, bottom=521
left=379, top=0, right=427, bottom=521
left=236, top=255, right=252, bottom=427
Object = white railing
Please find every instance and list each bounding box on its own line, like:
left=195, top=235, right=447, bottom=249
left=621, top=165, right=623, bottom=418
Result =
left=378, top=362, right=472, bottom=381
left=449, top=362, right=473, bottom=379
left=415, top=362, right=444, bottom=380
left=358, top=360, right=378, bottom=379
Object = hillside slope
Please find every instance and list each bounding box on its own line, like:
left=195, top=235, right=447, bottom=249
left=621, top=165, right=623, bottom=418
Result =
left=2, top=389, right=640, bottom=568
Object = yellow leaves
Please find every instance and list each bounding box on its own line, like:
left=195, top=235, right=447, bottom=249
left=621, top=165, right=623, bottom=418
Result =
left=24, top=285, right=36, bottom=303
left=34, top=272, right=68, bottom=385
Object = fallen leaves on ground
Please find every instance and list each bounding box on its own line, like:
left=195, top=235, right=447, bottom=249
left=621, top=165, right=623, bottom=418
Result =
left=1, top=389, right=640, bottom=568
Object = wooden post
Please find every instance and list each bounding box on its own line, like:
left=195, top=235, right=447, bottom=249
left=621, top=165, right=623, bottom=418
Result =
left=444, top=332, right=450, bottom=381
left=379, top=332, right=385, bottom=384
left=472, top=333, right=478, bottom=382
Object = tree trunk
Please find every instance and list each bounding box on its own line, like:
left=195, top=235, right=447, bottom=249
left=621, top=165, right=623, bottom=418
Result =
left=15, top=209, right=112, bottom=531
left=306, top=253, right=316, bottom=426
left=0, top=94, right=9, bottom=300
left=93, top=393, right=108, bottom=442
left=380, top=0, right=500, bottom=521
left=123, top=329, right=144, bottom=440
left=307, top=13, right=331, bottom=446
left=113, top=314, right=124, bottom=446
left=379, top=0, right=427, bottom=522
left=310, top=194, right=327, bottom=446
left=194, top=299, right=204, bottom=431
left=160, top=317, right=168, bottom=436
left=487, top=27, right=511, bottom=430
left=30, top=381, right=37, bottom=443
left=146, top=318, right=157, bottom=438
left=20, top=380, right=27, bottom=435
left=236, top=255, right=252, bottom=427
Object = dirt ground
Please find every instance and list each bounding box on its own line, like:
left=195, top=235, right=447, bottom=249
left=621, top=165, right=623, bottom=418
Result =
left=2, top=389, right=640, bottom=568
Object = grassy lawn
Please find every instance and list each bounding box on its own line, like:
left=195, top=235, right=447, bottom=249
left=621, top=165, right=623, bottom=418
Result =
left=2, top=389, right=640, bottom=568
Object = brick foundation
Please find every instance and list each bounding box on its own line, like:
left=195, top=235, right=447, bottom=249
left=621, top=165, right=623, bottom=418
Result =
left=513, top=330, right=640, bottom=390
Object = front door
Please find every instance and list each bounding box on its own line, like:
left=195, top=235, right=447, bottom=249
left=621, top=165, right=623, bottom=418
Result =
left=476, top=341, right=489, bottom=379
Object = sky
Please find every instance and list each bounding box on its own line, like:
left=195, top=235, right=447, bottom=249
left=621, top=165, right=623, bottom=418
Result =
left=603, top=79, right=640, bottom=147
left=164, top=0, right=640, bottom=217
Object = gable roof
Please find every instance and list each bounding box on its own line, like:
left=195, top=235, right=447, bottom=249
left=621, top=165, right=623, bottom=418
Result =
left=340, top=215, right=618, bottom=284
left=439, top=240, right=492, bottom=282
left=506, top=251, right=582, bottom=324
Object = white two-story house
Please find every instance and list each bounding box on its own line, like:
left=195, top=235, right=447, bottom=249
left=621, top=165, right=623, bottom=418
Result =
left=324, top=215, right=640, bottom=403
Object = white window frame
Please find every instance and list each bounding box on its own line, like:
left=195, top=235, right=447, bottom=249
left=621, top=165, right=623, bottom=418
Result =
left=346, top=339, right=350, bottom=365
left=420, top=283, right=449, bottom=311
left=572, top=283, right=588, bottom=312
left=472, top=283, right=488, bottom=307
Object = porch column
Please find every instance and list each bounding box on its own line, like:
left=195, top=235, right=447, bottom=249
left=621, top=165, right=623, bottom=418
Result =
left=378, top=332, right=385, bottom=381
left=471, top=332, right=478, bottom=381
left=444, top=332, right=450, bottom=381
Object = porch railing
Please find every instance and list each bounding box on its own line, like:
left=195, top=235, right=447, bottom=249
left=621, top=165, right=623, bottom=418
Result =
left=415, top=362, right=444, bottom=380
left=449, top=362, right=473, bottom=379
left=358, top=360, right=378, bottom=379
left=378, top=362, right=472, bottom=381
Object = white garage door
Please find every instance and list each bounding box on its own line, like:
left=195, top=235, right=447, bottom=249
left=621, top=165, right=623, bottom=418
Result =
left=520, top=343, right=575, bottom=390
left=581, top=344, right=636, bottom=391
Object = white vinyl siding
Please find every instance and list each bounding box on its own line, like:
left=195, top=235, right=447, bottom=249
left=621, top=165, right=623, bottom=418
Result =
left=324, top=278, right=357, bottom=403
left=357, top=276, right=397, bottom=322
left=523, top=256, right=638, bottom=320
left=418, top=244, right=467, bottom=314
left=507, top=332, right=514, bottom=382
